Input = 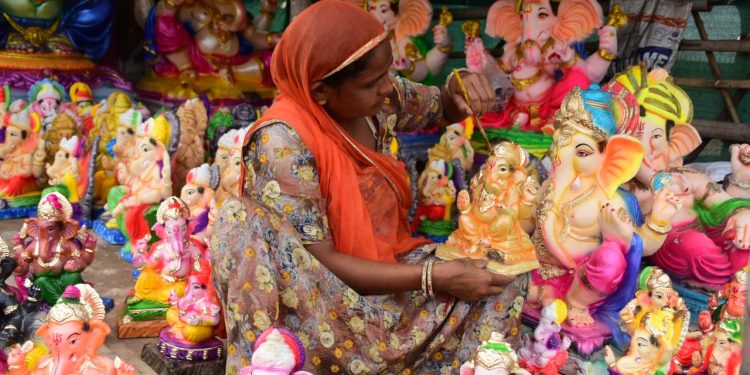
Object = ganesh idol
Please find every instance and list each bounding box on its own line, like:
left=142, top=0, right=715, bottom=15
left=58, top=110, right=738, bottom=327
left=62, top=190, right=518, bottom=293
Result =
left=619, top=266, right=688, bottom=337
left=11, top=193, right=97, bottom=306
left=215, top=127, right=248, bottom=208
left=611, top=66, right=750, bottom=288
left=0, top=0, right=115, bottom=61
left=350, top=0, right=453, bottom=84
left=605, top=308, right=687, bottom=375
left=111, top=114, right=179, bottom=260
left=707, top=268, right=747, bottom=323
left=90, top=91, right=134, bottom=205
left=6, top=284, right=135, bottom=375
left=527, top=85, right=681, bottom=353
left=466, top=0, right=619, bottom=133
left=180, top=163, right=220, bottom=243
left=133, top=0, right=279, bottom=100
left=0, top=107, right=45, bottom=210
left=159, top=259, right=223, bottom=362
left=128, top=197, right=206, bottom=309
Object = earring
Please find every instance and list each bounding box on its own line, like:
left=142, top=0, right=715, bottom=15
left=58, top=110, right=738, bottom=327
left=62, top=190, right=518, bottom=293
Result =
left=318, top=99, right=327, bottom=105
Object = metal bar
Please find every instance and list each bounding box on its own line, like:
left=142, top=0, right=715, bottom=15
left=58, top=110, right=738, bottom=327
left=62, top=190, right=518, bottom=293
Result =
left=692, top=10, right=741, bottom=123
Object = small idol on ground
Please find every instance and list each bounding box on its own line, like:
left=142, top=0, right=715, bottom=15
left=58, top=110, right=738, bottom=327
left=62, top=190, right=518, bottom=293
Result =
left=240, top=327, right=313, bottom=375
left=11, top=193, right=96, bottom=306
left=461, top=331, right=529, bottom=375
left=121, top=197, right=206, bottom=338
left=7, top=284, right=135, bottom=375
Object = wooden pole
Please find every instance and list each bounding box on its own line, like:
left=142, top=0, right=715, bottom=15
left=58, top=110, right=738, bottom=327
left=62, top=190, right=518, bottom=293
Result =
left=673, top=77, right=750, bottom=89
left=680, top=39, right=750, bottom=53
left=691, top=10, right=741, bottom=124
left=692, top=119, right=750, bottom=143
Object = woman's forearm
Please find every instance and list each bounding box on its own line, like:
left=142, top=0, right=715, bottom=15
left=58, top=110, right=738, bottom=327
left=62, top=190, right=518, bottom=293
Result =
left=305, top=241, right=422, bottom=295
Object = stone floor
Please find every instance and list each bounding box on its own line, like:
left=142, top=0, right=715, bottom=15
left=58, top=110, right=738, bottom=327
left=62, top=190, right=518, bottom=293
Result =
left=0, top=218, right=158, bottom=375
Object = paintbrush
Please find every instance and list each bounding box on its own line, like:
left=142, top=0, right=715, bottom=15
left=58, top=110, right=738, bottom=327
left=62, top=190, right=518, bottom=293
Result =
left=452, top=68, right=493, bottom=150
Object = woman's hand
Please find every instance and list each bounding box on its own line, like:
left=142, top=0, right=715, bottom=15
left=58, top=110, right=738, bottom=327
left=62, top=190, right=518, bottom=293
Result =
left=432, top=258, right=514, bottom=301
left=442, top=71, right=495, bottom=123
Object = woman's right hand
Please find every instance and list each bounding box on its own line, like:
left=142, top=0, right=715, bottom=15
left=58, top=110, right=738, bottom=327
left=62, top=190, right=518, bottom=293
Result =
left=432, top=258, right=514, bottom=301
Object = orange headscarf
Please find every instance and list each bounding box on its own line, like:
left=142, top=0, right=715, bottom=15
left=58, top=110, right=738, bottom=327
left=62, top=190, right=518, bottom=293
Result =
left=241, top=0, right=429, bottom=263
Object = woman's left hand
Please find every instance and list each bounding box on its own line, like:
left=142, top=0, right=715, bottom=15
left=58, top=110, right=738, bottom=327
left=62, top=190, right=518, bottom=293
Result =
left=444, top=71, right=495, bottom=120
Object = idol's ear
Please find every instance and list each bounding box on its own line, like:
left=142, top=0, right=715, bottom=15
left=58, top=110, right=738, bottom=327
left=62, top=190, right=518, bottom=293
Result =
left=597, top=135, right=644, bottom=198
left=668, top=124, right=701, bottom=160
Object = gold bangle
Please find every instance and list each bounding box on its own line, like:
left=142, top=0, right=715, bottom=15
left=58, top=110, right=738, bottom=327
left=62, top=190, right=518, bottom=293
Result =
left=561, top=53, right=580, bottom=69
left=401, top=62, right=416, bottom=77
left=597, top=49, right=617, bottom=61
left=646, top=218, right=672, bottom=235
left=437, top=45, right=452, bottom=54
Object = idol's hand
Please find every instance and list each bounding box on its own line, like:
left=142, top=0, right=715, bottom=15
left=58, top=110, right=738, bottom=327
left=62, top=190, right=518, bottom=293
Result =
left=445, top=71, right=495, bottom=118
left=725, top=209, right=750, bottom=249
left=730, top=144, right=750, bottom=182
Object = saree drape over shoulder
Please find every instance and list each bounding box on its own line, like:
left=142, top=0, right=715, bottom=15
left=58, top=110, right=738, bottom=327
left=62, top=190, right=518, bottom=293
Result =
left=210, top=1, right=526, bottom=374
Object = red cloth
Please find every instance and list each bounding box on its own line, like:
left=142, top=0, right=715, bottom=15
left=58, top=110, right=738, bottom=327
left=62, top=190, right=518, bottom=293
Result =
left=240, top=0, right=429, bottom=262
left=0, top=175, right=37, bottom=197
left=124, top=201, right=152, bottom=246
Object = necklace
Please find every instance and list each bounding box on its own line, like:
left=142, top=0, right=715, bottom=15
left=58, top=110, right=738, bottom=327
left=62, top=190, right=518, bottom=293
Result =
left=558, top=186, right=597, bottom=242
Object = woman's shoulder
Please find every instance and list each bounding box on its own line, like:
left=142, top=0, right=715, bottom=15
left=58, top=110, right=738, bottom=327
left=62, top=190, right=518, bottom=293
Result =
left=248, top=121, right=309, bottom=153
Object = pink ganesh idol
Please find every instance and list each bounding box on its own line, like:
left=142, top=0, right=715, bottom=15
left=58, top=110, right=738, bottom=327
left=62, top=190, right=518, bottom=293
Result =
left=7, top=284, right=135, bottom=375
left=611, top=66, right=750, bottom=288
left=158, top=259, right=223, bottom=362
left=707, top=268, right=747, bottom=323
left=466, top=0, right=619, bottom=133
left=28, top=79, right=65, bottom=132
left=240, top=327, right=313, bottom=375
left=129, top=197, right=207, bottom=307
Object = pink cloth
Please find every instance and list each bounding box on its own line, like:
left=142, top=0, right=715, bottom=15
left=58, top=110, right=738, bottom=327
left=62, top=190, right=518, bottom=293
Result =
left=531, top=238, right=627, bottom=298
left=650, top=220, right=749, bottom=286
left=154, top=13, right=272, bottom=85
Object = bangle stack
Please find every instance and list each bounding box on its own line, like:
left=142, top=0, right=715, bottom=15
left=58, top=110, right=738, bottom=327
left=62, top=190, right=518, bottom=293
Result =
left=422, top=259, right=436, bottom=297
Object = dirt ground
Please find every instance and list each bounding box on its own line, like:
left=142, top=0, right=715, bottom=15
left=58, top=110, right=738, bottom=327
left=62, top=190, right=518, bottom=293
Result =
left=0, top=218, right=159, bottom=375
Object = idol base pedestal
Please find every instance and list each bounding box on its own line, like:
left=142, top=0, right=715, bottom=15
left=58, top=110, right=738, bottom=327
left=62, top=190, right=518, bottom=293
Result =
left=141, top=343, right=226, bottom=375
left=117, top=300, right=169, bottom=338
left=523, top=307, right=610, bottom=357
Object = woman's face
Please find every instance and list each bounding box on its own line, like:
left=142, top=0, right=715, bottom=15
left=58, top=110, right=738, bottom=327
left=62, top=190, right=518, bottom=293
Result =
left=322, top=42, right=394, bottom=122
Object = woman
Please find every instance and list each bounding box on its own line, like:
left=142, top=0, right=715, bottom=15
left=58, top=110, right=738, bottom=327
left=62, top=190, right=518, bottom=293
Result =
left=210, top=1, right=526, bottom=373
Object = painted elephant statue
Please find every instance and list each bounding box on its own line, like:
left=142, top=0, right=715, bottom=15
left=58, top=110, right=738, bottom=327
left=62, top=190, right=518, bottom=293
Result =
left=0, top=0, right=116, bottom=60
left=11, top=193, right=96, bottom=305
left=708, top=269, right=747, bottom=323
left=173, top=98, right=208, bottom=194
left=518, top=299, right=570, bottom=373
left=134, top=0, right=278, bottom=99
left=0, top=238, right=42, bottom=350
left=348, top=0, right=452, bottom=84
left=165, top=259, right=221, bottom=344
left=240, top=327, right=313, bottom=375
left=0, top=107, right=45, bottom=205
left=128, top=197, right=206, bottom=307
left=619, top=266, right=687, bottom=336
left=6, top=284, right=135, bottom=375
left=180, top=163, right=220, bottom=243
left=440, top=141, right=538, bottom=275
left=111, top=113, right=180, bottom=259
left=460, top=331, right=530, bottom=375
left=605, top=308, right=687, bottom=375
left=467, top=0, right=617, bottom=132
left=611, top=66, right=750, bottom=287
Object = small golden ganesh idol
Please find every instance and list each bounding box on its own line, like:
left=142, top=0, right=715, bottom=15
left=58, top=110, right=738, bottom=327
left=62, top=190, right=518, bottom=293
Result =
left=437, top=141, right=539, bottom=275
